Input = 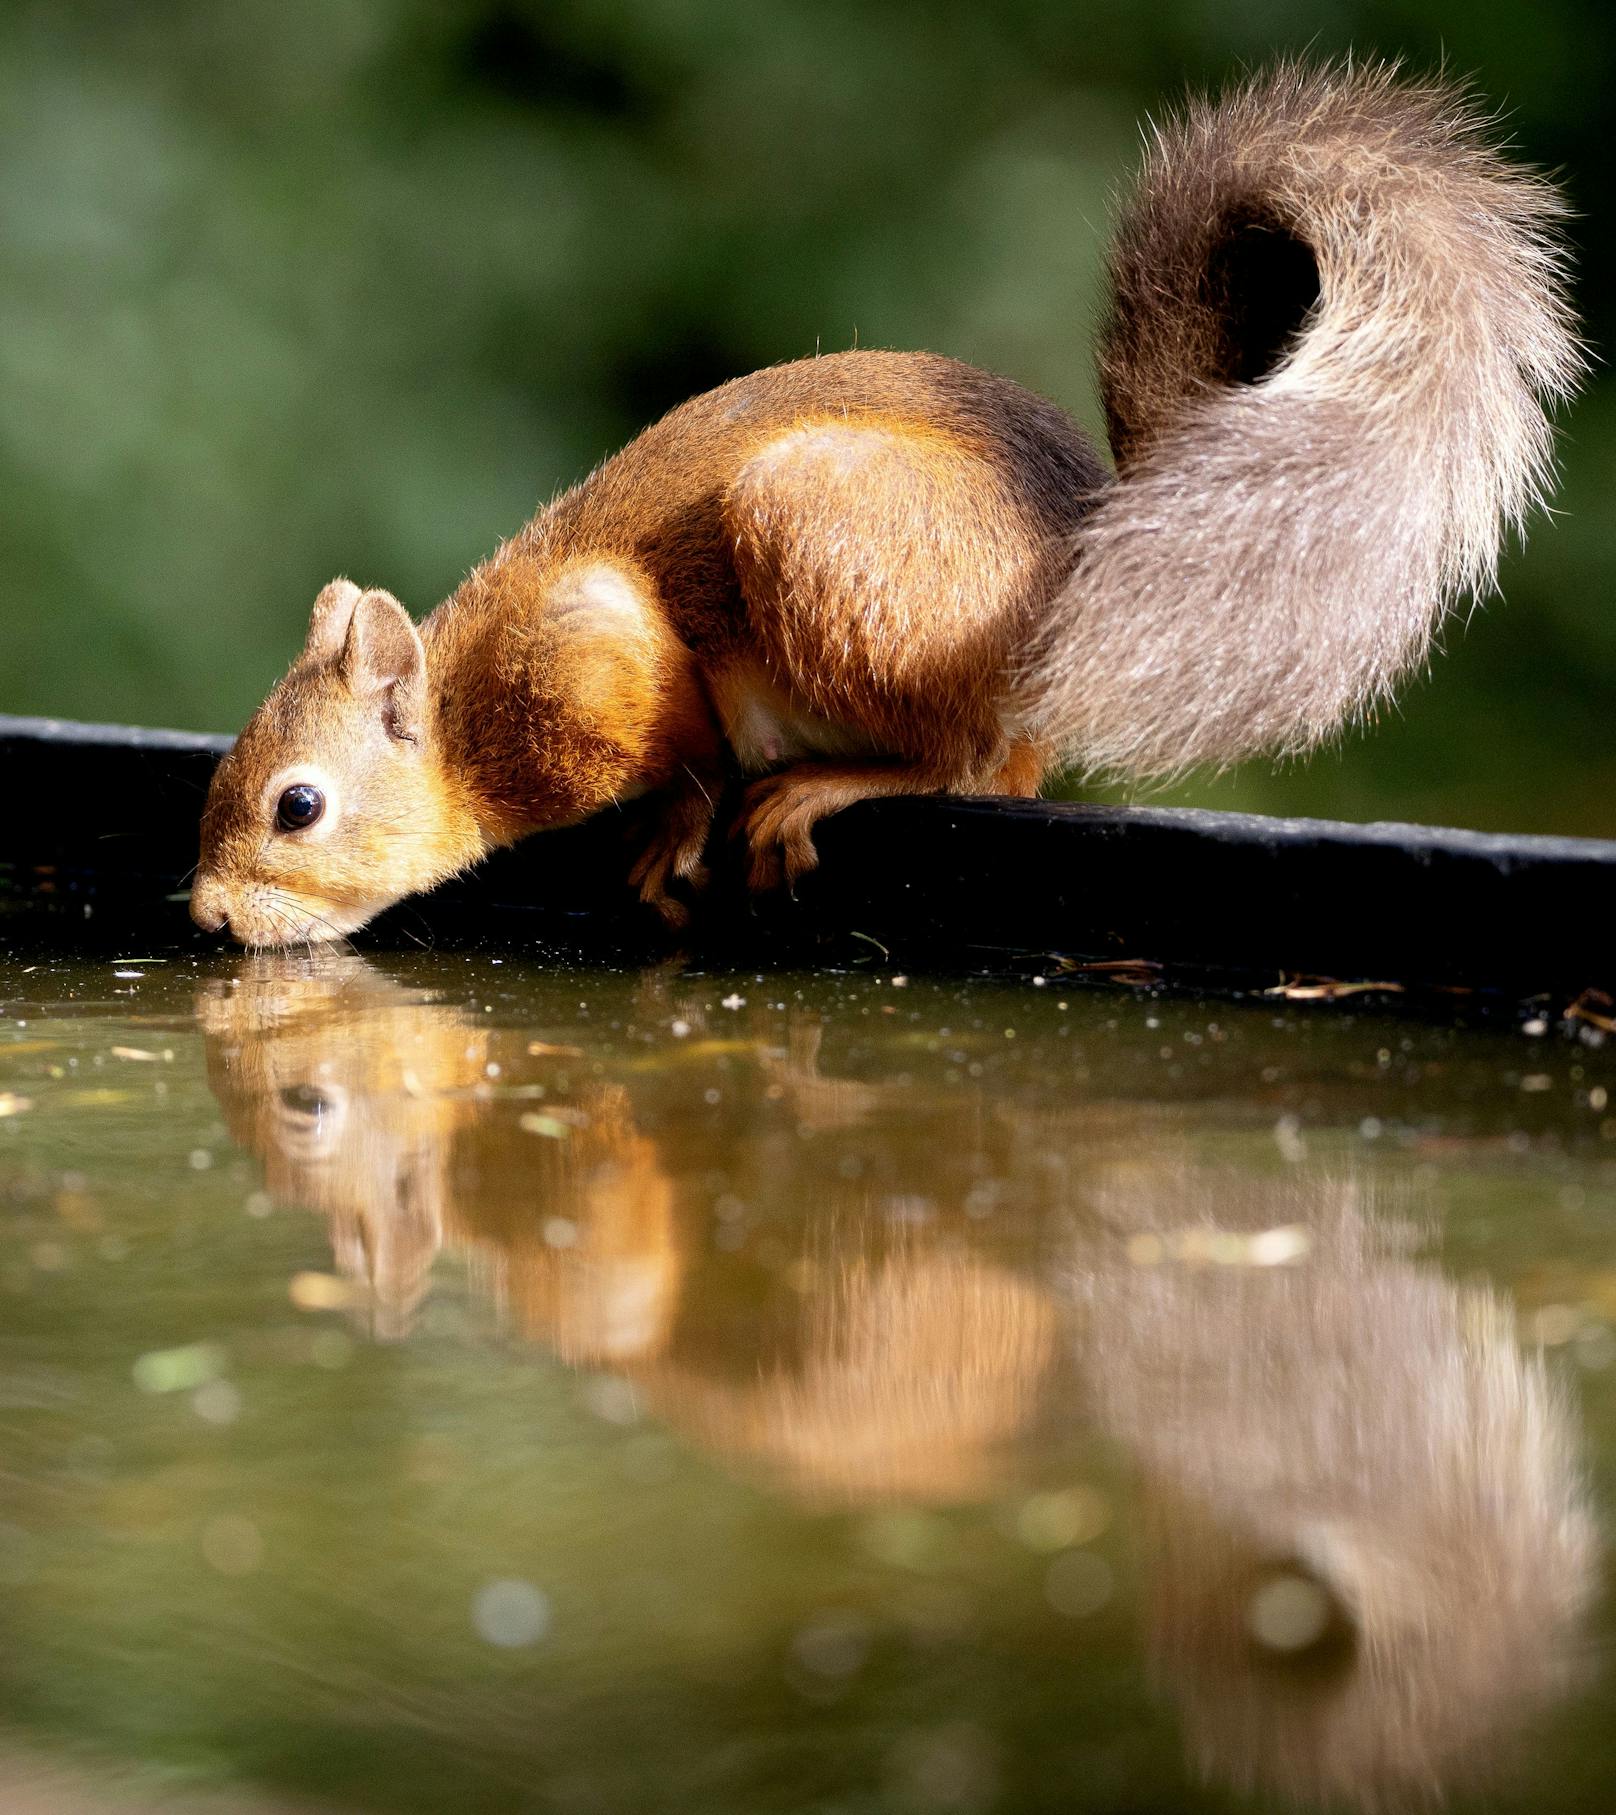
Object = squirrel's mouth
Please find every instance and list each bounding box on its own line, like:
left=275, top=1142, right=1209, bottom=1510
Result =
left=189, top=880, right=387, bottom=948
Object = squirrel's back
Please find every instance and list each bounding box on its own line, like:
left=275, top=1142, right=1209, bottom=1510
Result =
left=455, top=348, right=1106, bottom=651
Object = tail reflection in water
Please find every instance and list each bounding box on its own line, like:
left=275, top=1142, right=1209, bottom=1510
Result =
left=200, top=953, right=1597, bottom=1811
left=1070, top=1163, right=1595, bottom=1808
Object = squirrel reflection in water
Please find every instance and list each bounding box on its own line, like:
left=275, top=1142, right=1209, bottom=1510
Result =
left=199, top=955, right=1595, bottom=1810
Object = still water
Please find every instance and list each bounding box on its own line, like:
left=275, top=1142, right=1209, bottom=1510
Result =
left=0, top=948, right=1613, bottom=1813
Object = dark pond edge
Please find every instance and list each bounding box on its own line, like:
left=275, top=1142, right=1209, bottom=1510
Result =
left=1, top=712, right=1612, bottom=1004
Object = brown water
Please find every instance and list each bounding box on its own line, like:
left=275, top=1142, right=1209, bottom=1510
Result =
left=0, top=947, right=1613, bottom=1813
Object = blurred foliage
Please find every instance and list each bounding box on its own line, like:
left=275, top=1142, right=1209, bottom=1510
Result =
left=1, top=0, right=1611, bottom=834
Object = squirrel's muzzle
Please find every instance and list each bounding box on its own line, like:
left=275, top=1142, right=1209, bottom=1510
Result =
left=190, top=876, right=233, bottom=938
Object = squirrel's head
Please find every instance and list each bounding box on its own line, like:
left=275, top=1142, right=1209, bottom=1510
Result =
left=192, top=580, right=480, bottom=947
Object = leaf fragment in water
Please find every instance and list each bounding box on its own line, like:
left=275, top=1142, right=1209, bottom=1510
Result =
left=1264, top=973, right=1404, bottom=1001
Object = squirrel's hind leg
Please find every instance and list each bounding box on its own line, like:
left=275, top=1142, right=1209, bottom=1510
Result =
left=739, top=760, right=956, bottom=892
left=739, top=735, right=1052, bottom=891
left=723, top=420, right=1046, bottom=765
left=722, top=420, right=1064, bottom=889
left=982, top=735, right=1053, bottom=798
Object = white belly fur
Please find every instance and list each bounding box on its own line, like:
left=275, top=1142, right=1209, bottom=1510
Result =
left=714, top=664, right=882, bottom=774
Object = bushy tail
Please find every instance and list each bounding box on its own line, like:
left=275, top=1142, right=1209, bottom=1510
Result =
left=1021, top=59, right=1581, bottom=778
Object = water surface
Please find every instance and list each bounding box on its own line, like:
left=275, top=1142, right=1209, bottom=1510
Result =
left=1, top=949, right=1613, bottom=1812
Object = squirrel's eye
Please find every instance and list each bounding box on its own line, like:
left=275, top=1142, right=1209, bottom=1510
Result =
left=278, top=1083, right=334, bottom=1118
left=275, top=785, right=325, bottom=832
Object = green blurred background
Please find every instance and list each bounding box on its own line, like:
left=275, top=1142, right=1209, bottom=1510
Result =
left=2, top=0, right=1611, bottom=835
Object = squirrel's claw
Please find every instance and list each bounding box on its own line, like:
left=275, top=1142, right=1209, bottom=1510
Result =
left=627, top=791, right=715, bottom=926
left=739, top=771, right=826, bottom=894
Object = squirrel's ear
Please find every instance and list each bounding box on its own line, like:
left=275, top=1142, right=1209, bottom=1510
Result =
left=303, top=579, right=363, bottom=664
left=338, top=589, right=427, bottom=742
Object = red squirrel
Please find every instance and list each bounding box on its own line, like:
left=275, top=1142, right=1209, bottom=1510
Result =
left=192, top=61, right=1579, bottom=946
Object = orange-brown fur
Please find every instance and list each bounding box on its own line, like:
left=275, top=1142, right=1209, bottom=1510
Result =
left=194, top=61, right=1576, bottom=945
left=424, top=353, right=1099, bottom=911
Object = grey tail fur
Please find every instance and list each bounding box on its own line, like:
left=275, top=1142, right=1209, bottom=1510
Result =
left=1021, top=58, right=1582, bottom=779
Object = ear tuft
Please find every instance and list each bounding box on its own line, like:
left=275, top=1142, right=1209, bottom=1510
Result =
left=338, top=589, right=427, bottom=741
left=302, top=578, right=363, bottom=664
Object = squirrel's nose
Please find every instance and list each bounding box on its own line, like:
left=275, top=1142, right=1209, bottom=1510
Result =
left=189, top=876, right=231, bottom=937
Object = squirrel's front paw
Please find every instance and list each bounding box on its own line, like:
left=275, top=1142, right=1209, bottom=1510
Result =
left=628, top=812, right=711, bottom=927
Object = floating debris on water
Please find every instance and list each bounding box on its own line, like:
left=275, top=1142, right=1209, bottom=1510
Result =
left=1051, top=956, right=1162, bottom=986
left=1265, top=973, right=1404, bottom=1001
left=847, top=931, right=890, bottom=958
left=1566, top=989, right=1616, bottom=1034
